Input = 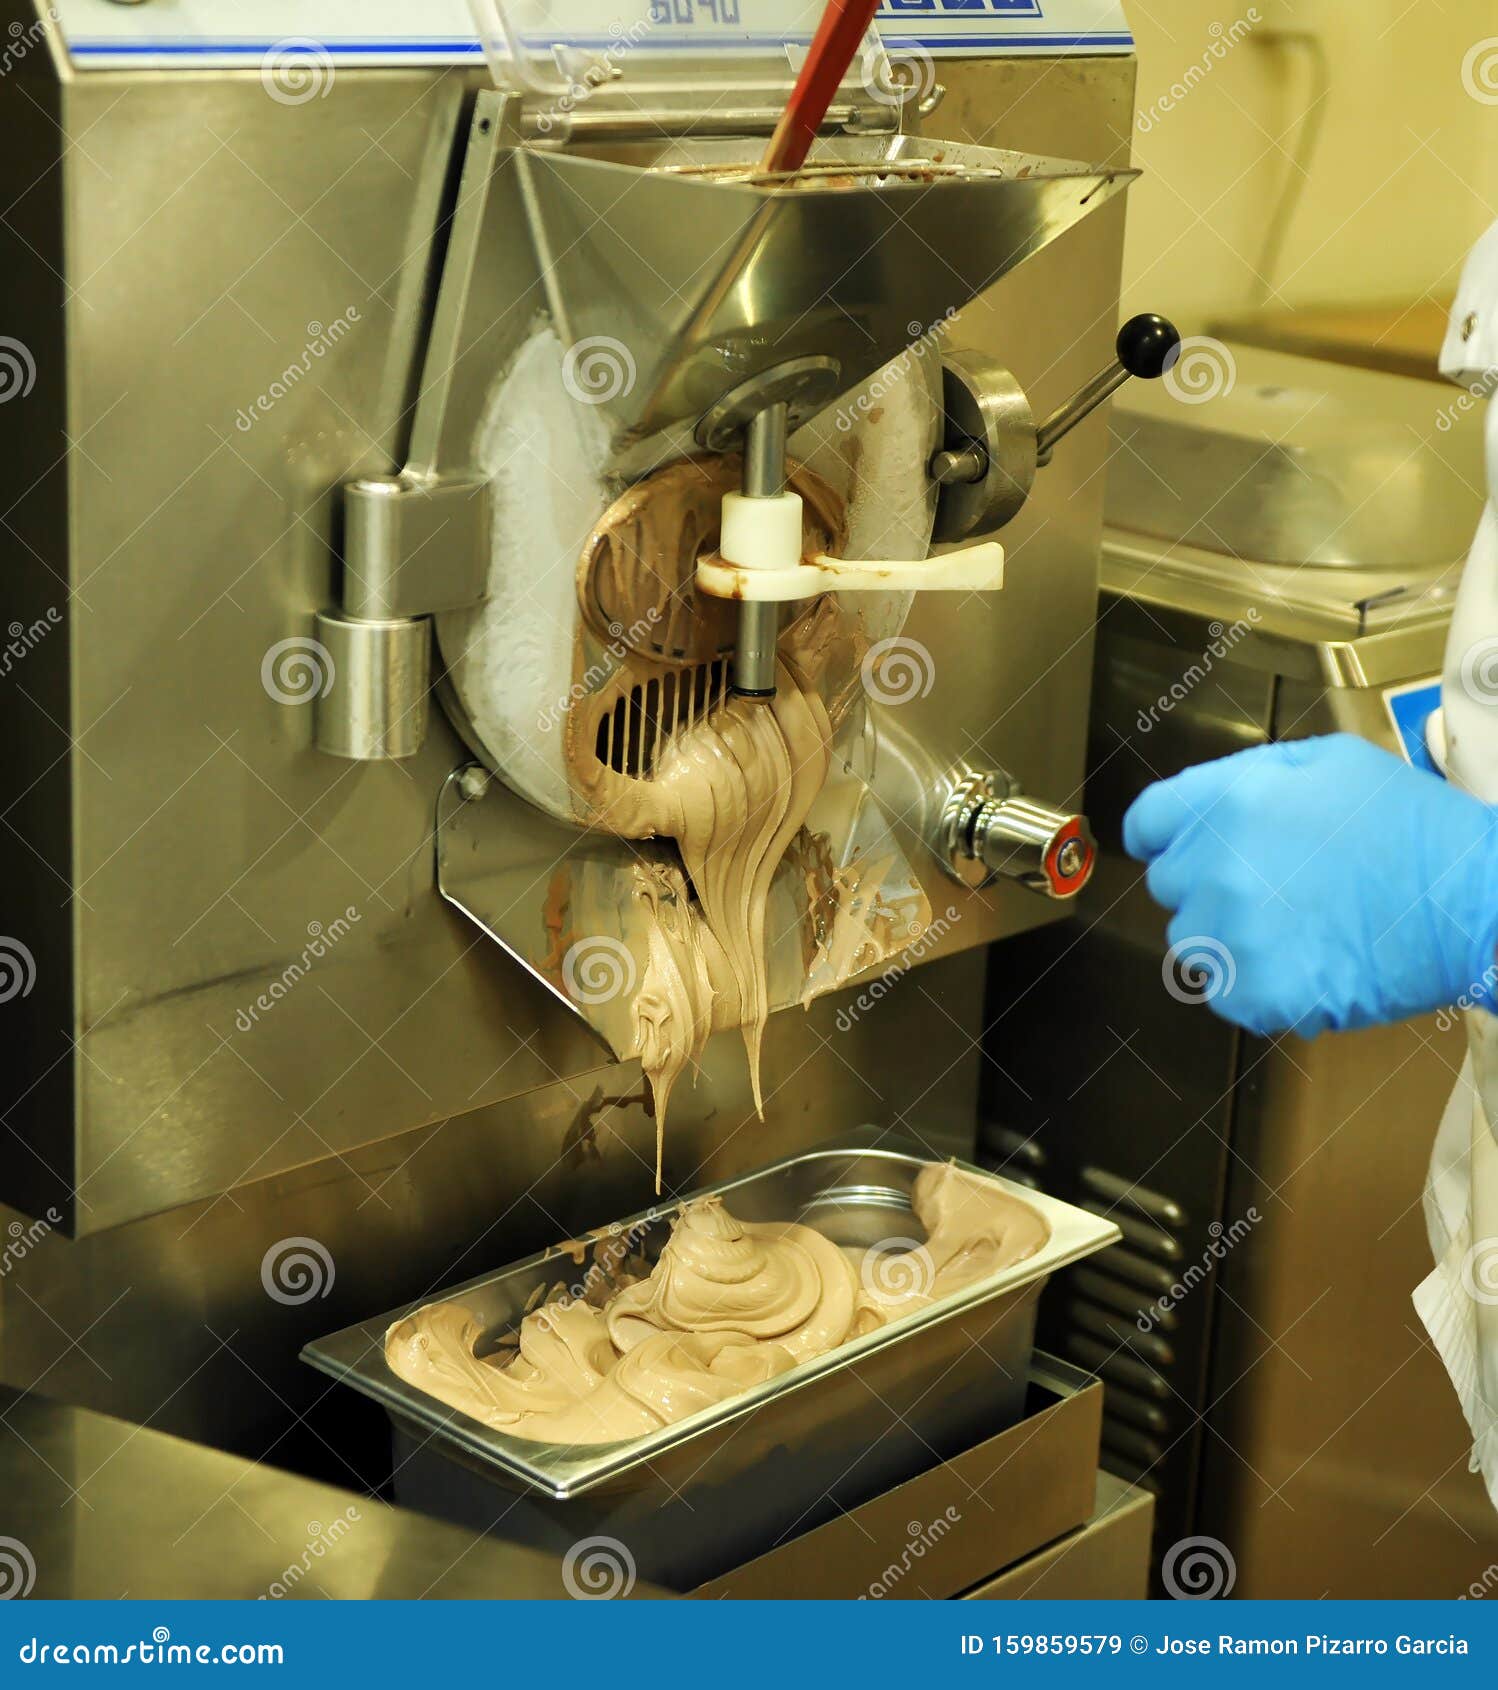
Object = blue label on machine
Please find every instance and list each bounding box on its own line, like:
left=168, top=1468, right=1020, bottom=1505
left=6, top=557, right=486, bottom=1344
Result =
left=1385, top=678, right=1444, bottom=778
left=878, top=1, right=1131, bottom=52
left=52, top=0, right=1132, bottom=68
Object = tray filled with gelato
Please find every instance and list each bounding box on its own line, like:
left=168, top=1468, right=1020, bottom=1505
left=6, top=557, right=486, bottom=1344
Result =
left=302, top=1145, right=1119, bottom=1587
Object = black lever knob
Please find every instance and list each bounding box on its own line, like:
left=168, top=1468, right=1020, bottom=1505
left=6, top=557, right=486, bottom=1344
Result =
left=1036, top=309, right=1185, bottom=463
left=1116, top=312, right=1181, bottom=381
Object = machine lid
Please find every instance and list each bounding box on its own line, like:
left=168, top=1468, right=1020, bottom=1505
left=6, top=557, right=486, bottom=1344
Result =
left=1105, top=342, right=1486, bottom=573
left=472, top=0, right=880, bottom=106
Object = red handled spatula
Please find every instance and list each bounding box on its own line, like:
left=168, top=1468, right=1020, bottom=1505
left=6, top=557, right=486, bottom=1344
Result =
left=760, top=0, right=883, bottom=176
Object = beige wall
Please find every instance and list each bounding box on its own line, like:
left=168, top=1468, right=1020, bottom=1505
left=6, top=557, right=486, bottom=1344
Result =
left=1122, top=0, right=1498, bottom=324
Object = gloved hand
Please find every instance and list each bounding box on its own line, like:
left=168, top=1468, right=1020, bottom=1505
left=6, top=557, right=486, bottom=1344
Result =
left=1123, top=733, right=1498, bottom=1037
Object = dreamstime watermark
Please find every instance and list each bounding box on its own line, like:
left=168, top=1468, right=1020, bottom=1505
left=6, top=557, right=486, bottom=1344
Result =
left=0, top=1209, right=60, bottom=1278
left=0, top=336, right=35, bottom=404
left=561, top=1535, right=636, bottom=1600
left=859, top=1507, right=963, bottom=1598
left=1460, top=1239, right=1498, bottom=1307
left=562, top=336, right=637, bottom=406
left=0, top=609, right=60, bottom=681
left=0, top=1538, right=35, bottom=1600
left=17, top=1633, right=283, bottom=1666
left=234, top=908, right=362, bottom=1033
left=1137, top=11, right=1261, bottom=132
left=861, top=40, right=938, bottom=111
left=261, top=1237, right=336, bottom=1306
left=1162, top=1534, right=1237, bottom=1599
left=538, top=609, right=662, bottom=734
left=1, top=9, right=56, bottom=80
left=234, top=308, right=362, bottom=432
left=0, top=938, right=36, bottom=1004
left=563, top=936, right=637, bottom=1006
left=1163, top=935, right=1237, bottom=1006
left=1137, top=1208, right=1261, bottom=1332
left=1460, top=1561, right=1498, bottom=1599
left=834, top=904, right=961, bottom=1032
left=1458, top=635, right=1498, bottom=707
left=861, top=1238, right=937, bottom=1306
left=1164, top=335, right=1238, bottom=404
left=261, top=636, right=335, bottom=706
left=1462, top=37, right=1498, bottom=105
left=862, top=636, right=936, bottom=706
left=835, top=308, right=956, bottom=435
left=1136, top=612, right=1260, bottom=733
left=1437, top=964, right=1498, bottom=1033
left=260, top=1509, right=362, bottom=1599
left=261, top=37, right=335, bottom=105
left=554, top=1212, right=660, bottom=1308
left=1436, top=368, right=1498, bottom=433
left=532, top=18, right=654, bottom=134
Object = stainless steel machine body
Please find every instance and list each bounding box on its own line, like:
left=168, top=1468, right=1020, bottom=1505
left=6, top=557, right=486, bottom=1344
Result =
left=983, top=344, right=1498, bottom=1595
left=0, top=6, right=1136, bottom=1544
left=1, top=9, right=1133, bottom=1242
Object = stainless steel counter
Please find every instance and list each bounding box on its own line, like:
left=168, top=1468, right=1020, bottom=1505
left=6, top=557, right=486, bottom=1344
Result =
left=0, top=1368, right=1140, bottom=1600
left=0, top=1386, right=664, bottom=1600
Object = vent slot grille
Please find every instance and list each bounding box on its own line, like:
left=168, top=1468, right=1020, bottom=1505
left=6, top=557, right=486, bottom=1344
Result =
left=594, top=660, right=730, bottom=780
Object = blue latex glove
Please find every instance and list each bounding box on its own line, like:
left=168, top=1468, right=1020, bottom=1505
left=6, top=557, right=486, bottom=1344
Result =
left=1123, top=734, right=1498, bottom=1037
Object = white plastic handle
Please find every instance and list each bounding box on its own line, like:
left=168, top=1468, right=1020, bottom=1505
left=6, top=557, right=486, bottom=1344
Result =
left=697, top=540, right=1005, bottom=603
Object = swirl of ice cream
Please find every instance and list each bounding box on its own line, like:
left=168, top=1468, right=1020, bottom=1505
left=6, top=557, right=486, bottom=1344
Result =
left=383, top=1299, right=614, bottom=1431
left=512, top=1330, right=800, bottom=1445
left=916, top=1161, right=1050, bottom=1282
left=384, top=1165, right=1051, bottom=1445
left=606, top=1197, right=859, bottom=1362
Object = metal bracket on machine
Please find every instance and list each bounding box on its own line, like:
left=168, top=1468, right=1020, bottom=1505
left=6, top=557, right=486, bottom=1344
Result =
left=313, top=476, right=491, bottom=762
left=315, top=94, right=522, bottom=765
left=342, top=476, right=492, bottom=619
left=434, top=765, right=621, bottom=1056
left=314, top=476, right=492, bottom=762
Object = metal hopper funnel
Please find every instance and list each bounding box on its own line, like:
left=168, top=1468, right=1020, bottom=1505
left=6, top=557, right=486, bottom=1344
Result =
left=513, top=133, right=1138, bottom=445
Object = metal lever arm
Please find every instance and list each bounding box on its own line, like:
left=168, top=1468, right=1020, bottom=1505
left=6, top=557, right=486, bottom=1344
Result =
left=1035, top=312, right=1181, bottom=464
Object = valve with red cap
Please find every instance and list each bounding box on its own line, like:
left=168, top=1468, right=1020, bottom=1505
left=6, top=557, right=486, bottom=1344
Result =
left=941, top=771, right=1098, bottom=901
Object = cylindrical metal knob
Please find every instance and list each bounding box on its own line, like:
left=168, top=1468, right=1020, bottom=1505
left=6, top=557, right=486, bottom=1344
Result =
left=970, top=795, right=1096, bottom=900
left=313, top=610, right=430, bottom=761
left=939, top=770, right=1096, bottom=899
left=930, top=444, right=988, bottom=487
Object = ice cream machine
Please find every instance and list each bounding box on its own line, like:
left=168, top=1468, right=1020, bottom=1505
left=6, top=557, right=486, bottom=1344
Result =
left=0, top=3, right=1152, bottom=1453
left=337, top=38, right=1179, bottom=1134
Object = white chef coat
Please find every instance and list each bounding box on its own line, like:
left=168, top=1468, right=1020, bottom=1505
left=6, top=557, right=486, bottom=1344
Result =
left=1414, top=218, right=1498, bottom=1509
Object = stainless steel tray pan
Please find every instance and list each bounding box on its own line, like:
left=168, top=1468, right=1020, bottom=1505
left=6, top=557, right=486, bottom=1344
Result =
left=304, top=1147, right=1119, bottom=1585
